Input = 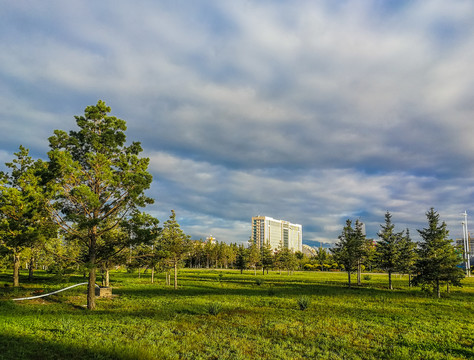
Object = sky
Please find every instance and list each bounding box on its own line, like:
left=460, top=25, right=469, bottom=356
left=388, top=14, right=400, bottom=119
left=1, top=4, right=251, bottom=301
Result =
left=1, top=0, right=474, bottom=247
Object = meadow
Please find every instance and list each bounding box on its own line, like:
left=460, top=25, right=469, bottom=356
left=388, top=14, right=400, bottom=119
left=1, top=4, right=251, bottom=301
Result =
left=0, top=270, right=473, bottom=360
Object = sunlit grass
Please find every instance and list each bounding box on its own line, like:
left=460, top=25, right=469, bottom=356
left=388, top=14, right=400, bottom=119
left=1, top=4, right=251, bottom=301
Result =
left=0, top=269, right=473, bottom=359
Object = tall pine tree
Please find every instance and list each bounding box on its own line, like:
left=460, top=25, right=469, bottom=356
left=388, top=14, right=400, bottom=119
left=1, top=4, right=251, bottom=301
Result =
left=376, top=212, right=402, bottom=290
left=413, top=208, right=464, bottom=297
left=44, top=100, right=154, bottom=309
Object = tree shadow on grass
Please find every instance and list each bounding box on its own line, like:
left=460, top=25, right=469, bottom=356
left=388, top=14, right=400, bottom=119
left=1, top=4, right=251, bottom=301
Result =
left=0, top=333, right=134, bottom=360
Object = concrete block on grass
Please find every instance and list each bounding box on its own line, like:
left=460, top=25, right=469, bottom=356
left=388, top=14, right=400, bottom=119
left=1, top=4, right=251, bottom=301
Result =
left=95, top=286, right=112, bottom=298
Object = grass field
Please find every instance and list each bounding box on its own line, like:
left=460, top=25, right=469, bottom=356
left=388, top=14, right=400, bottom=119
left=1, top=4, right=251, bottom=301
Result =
left=1, top=269, right=473, bottom=360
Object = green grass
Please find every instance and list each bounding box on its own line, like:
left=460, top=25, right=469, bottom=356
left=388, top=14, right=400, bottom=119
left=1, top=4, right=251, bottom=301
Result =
left=1, top=269, right=473, bottom=359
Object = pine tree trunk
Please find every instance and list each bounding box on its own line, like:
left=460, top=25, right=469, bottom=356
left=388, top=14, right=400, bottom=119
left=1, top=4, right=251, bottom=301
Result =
left=104, top=268, right=110, bottom=287
left=151, top=267, right=154, bottom=284
left=87, top=234, right=97, bottom=310
left=446, top=282, right=450, bottom=293
left=388, top=271, right=393, bottom=290
left=28, top=257, right=34, bottom=281
left=174, top=260, right=178, bottom=289
left=408, top=273, right=412, bottom=288
left=436, top=279, right=440, bottom=298
left=13, top=254, right=20, bottom=287
left=357, top=261, right=361, bottom=286
left=87, top=265, right=97, bottom=310
left=347, top=271, right=351, bottom=288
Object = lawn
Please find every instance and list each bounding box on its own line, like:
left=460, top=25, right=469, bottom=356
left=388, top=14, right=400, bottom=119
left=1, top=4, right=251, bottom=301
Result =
left=1, top=269, right=473, bottom=360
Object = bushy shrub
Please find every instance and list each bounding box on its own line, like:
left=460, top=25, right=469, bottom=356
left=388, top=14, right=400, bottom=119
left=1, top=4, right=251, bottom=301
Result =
left=206, top=302, right=222, bottom=316
left=255, top=278, right=264, bottom=286
left=297, top=296, right=311, bottom=311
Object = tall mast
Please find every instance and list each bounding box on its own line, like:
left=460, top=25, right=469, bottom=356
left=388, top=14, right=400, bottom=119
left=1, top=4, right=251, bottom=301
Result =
left=462, top=211, right=471, bottom=277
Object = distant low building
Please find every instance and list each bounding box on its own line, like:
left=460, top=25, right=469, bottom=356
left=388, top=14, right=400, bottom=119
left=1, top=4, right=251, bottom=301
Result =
left=251, top=216, right=302, bottom=252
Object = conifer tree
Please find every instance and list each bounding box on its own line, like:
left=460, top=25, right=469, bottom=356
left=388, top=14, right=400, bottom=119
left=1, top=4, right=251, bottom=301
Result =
left=276, top=247, right=298, bottom=275
left=413, top=208, right=464, bottom=297
left=396, top=229, right=417, bottom=287
left=159, top=210, right=191, bottom=289
left=44, top=100, right=154, bottom=309
left=376, top=212, right=402, bottom=290
left=0, top=146, right=55, bottom=286
left=331, top=219, right=365, bottom=288
left=261, top=243, right=274, bottom=274
left=235, top=244, right=250, bottom=274
left=248, top=243, right=261, bottom=275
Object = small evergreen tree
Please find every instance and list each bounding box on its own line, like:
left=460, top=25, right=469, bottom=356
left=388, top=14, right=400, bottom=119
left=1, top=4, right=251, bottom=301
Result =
left=235, top=244, right=249, bottom=274
left=159, top=210, right=191, bottom=289
left=413, top=208, right=464, bottom=297
left=261, top=243, right=274, bottom=274
left=396, top=229, right=417, bottom=287
left=248, top=243, right=261, bottom=275
left=277, top=247, right=298, bottom=275
left=331, top=219, right=365, bottom=288
left=376, top=212, right=402, bottom=290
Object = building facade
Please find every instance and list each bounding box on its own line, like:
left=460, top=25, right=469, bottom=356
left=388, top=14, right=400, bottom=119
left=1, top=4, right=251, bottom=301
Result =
left=251, top=216, right=302, bottom=252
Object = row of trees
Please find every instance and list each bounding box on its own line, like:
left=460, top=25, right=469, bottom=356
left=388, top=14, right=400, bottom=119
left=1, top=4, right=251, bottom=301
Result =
left=0, top=100, right=467, bottom=309
left=332, top=210, right=464, bottom=297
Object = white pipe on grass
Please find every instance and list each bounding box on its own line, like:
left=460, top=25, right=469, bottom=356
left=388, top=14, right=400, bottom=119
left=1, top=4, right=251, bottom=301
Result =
left=12, top=282, right=100, bottom=301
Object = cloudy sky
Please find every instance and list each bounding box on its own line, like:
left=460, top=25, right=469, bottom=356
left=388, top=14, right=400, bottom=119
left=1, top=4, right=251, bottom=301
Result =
left=1, top=0, right=474, bottom=246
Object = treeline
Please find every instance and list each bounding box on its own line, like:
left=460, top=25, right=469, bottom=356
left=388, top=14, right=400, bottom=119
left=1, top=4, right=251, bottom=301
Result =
left=0, top=101, right=467, bottom=310
left=1, top=207, right=465, bottom=300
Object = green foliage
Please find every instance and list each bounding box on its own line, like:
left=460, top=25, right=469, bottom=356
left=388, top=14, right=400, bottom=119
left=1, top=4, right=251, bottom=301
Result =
left=0, top=146, right=56, bottom=286
left=158, top=210, right=191, bottom=289
left=248, top=243, right=260, bottom=274
left=297, top=295, right=311, bottom=311
left=396, top=229, right=417, bottom=286
left=376, top=212, right=403, bottom=289
left=255, top=278, right=264, bottom=286
left=235, top=244, right=250, bottom=274
left=413, top=209, right=464, bottom=297
left=206, top=301, right=223, bottom=316
left=275, top=247, right=298, bottom=274
left=44, top=100, right=155, bottom=309
left=260, top=243, right=274, bottom=273
left=331, top=219, right=366, bottom=287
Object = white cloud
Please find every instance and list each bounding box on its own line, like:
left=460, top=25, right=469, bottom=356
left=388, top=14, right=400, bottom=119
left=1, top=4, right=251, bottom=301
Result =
left=1, top=1, right=474, bottom=244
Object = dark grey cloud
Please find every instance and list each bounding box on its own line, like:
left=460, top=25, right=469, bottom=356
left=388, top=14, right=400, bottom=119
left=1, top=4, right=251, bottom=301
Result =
left=1, top=0, right=474, bottom=244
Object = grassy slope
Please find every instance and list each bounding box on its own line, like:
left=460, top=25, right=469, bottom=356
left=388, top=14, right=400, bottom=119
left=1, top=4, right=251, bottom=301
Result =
left=0, top=270, right=473, bottom=360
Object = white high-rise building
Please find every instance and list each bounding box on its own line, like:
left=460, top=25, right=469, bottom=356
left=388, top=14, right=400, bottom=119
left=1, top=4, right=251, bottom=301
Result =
left=251, top=216, right=302, bottom=252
